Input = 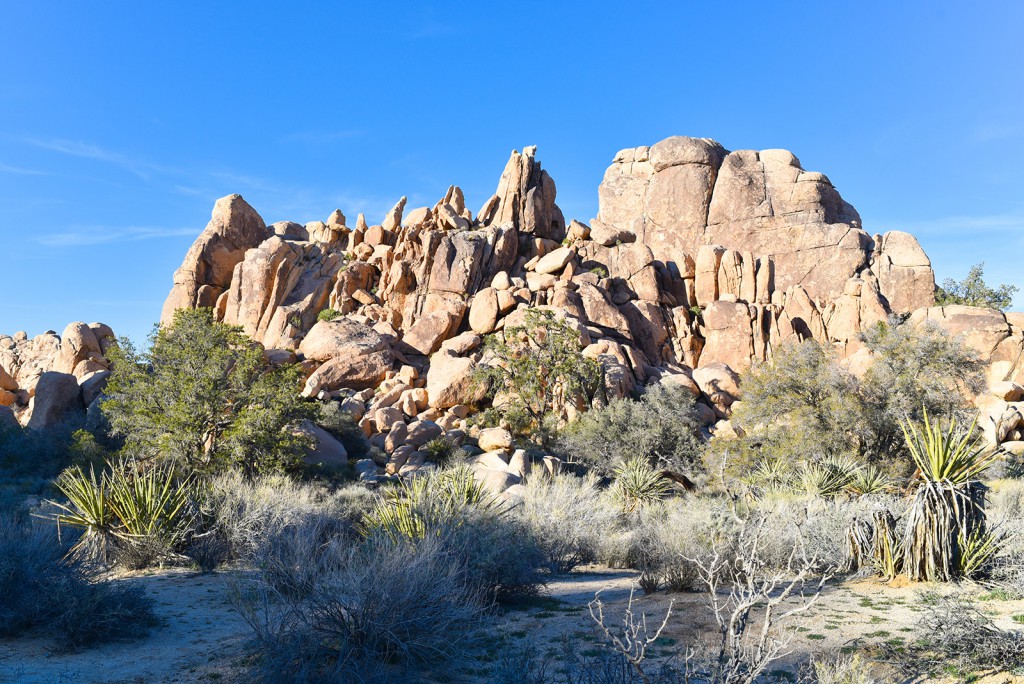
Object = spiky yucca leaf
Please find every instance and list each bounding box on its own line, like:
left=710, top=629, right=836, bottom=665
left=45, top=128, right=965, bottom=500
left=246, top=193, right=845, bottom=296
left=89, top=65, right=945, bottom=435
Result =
left=902, top=411, right=996, bottom=484
left=846, top=465, right=894, bottom=495
left=50, top=465, right=118, bottom=562
left=105, top=461, right=191, bottom=543
left=799, top=457, right=858, bottom=498
left=610, top=457, right=672, bottom=512
left=959, top=526, right=1004, bottom=579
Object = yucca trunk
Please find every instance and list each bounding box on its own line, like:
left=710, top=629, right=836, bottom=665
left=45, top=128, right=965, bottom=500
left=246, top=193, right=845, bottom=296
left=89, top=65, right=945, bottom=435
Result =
left=903, top=480, right=987, bottom=582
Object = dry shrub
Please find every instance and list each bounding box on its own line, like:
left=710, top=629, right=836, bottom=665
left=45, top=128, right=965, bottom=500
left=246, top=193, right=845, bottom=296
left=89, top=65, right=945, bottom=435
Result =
left=235, top=528, right=487, bottom=682
left=0, top=515, right=156, bottom=650
left=515, top=473, right=620, bottom=573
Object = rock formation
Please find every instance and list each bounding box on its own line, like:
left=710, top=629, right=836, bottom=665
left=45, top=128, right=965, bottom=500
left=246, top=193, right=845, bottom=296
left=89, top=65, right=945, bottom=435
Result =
left=150, top=137, right=1023, bottom=488
left=0, top=321, right=116, bottom=429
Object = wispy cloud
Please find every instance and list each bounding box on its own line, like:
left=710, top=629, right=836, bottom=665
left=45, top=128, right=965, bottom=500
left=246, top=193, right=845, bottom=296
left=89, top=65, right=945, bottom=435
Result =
left=0, top=161, right=48, bottom=176
left=969, top=122, right=1021, bottom=144
left=20, top=137, right=176, bottom=179
left=37, top=226, right=198, bottom=247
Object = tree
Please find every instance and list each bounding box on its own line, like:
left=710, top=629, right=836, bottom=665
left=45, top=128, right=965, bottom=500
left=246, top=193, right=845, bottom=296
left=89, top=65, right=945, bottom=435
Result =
left=102, top=308, right=315, bottom=475
left=860, top=317, right=984, bottom=464
left=473, top=309, right=600, bottom=443
left=725, top=318, right=983, bottom=476
left=935, top=263, right=1019, bottom=311
left=728, top=341, right=868, bottom=467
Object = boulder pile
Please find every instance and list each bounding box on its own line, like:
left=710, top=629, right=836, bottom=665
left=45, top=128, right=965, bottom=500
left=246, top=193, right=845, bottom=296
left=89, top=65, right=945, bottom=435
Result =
left=0, top=322, right=116, bottom=430
left=147, top=137, right=1017, bottom=487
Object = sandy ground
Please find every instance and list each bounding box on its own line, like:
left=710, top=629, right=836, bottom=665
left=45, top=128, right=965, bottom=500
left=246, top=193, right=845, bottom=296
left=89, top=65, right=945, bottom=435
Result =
left=4, top=565, right=1024, bottom=683
left=0, top=569, right=248, bottom=684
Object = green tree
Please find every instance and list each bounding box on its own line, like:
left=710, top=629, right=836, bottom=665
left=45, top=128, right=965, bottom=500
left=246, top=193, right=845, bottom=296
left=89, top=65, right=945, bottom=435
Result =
left=728, top=341, right=868, bottom=467
left=473, top=309, right=600, bottom=443
left=102, top=309, right=315, bottom=475
left=935, top=263, right=1018, bottom=310
left=860, top=317, right=984, bottom=464
left=725, top=318, right=983, bottom=475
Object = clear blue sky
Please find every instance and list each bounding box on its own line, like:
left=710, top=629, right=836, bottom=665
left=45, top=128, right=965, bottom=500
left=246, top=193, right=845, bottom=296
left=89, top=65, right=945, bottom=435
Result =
left=2, top=1, right=1022, bottom=344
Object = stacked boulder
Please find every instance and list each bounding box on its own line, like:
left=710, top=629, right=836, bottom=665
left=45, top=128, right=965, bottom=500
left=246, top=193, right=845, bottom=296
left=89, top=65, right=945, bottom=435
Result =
left=0, top=322, right=116, bottom=430
left=160, top=137, right=1024, bottom=485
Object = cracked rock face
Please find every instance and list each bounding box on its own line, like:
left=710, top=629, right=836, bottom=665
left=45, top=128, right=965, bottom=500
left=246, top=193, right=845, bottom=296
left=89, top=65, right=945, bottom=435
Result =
left=597, top=137, right=933, bottom=307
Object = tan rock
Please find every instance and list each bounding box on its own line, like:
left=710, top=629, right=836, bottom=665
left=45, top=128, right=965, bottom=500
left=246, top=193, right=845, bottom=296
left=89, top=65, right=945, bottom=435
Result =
left=534, top=246, right=575, bottom=275
left=161, top=194, right=268, bottom=325
left=469, top=288, right=500, bottom=334
left=478, top=427, right=513, bottom=453
left=426, top=350, right=485, bottom=410
left=26, top=371, right=83, bottom=430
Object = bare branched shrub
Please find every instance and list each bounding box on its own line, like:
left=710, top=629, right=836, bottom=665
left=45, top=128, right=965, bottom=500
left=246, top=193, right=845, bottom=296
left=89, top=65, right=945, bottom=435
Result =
left=895, top=592, right=1024, bottom=677
left=806, top=654, right=878, bottom=684
left=688, top=516, right=831, bottom=684
left=589, top=587, right=674, bottom=682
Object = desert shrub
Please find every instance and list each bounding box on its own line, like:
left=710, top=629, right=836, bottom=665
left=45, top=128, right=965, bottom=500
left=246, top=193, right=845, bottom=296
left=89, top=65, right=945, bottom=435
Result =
left=515, top=473, right=620, bottom=573
left=808, top=654, right=878, bottom=684
left=316, top=307, right=342, bottom=322
left=316, top=400, right=369, bottom=461
left=102, top=308, right=316, bottom=475
left=0, top=419, right=84, bottom=487
left=0, top=515, right=156, bottom=649
left=196, top=470, right=377, bottom=567
left=474, top=308, right=601, bottom=444
left=730, top=320, right=984, bottom=476
left=860, top=319, right=984, bottom=466
left=235, top=531, right=487, bottom=682
left=360, top=465, right=544, bottom=598
left=935, top=262, right=1019, bottom=310
left=558, top=383, right=704, bottom=478
left=360, top=464, right=496, bottom=541
left=906, top=592, right=1024, bottom=676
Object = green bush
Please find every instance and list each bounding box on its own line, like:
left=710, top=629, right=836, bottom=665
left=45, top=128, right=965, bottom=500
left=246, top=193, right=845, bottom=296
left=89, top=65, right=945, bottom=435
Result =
left=316, top=400, right=370, bottom=461
left=316, top=307, right=342, bottom=322
left=102, top=308, right=316, bottom=475
left=729, top=319, right=983, bottom=476
left=0, top=515, right=156, bottom=650
left=557, top=383, right=703, bottom=478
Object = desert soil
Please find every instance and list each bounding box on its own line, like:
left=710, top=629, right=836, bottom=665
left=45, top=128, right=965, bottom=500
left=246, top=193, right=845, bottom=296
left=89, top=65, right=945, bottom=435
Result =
left=3, top=566, right=1024, bottom=683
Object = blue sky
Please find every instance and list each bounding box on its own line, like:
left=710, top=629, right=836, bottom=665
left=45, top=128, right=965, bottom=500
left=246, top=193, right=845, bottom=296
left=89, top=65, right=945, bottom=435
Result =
left=2, top=1, right=1022, bottom=344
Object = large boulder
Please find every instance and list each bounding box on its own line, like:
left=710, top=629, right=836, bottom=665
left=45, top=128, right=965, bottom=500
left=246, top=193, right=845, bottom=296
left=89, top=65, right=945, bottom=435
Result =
left=425, top=350, right=485, bottom=410
left=300, top=319, right=393, bottom=393
left=597, top=138, right=871, bottom=302
left=161, top=194, right=269, bottom=325
left=26, top=371, right=83, bottom=430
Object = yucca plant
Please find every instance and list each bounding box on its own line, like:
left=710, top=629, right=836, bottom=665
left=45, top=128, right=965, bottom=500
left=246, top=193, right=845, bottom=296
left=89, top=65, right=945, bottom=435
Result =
left=799, top=458, right=857, bottom=498
left=743, top=456, right=793, bottom=498
left=871, top=511, right=903, bottom=580
left=902, top=412, right=997, bottom=581
left=106, top=460, right=193, bottom=566
left=846, top=465, right=894, bottom=496
left=610, top=457, right=672, bottom=512
left=51, top=465, right=118, bottom=563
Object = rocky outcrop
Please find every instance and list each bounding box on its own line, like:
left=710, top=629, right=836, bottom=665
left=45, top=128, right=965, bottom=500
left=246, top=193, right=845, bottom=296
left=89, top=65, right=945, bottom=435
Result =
left=597, top=138, right=935, bottom=309
left=158, top=137, right=1016, bottom=473
left=160, top=194, right=269, bottom=325
left=0, top=322, right=117, bottom=429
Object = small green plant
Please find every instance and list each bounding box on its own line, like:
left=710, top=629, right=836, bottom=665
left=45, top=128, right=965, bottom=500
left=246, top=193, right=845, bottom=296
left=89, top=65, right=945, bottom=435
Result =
left=423, top=436, right=466, bottom=467
left=589, top=266, right=608, bottom=278
left=317, top=307, right=342, bottom=322
left=610, top=457, right=672, bottom=512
